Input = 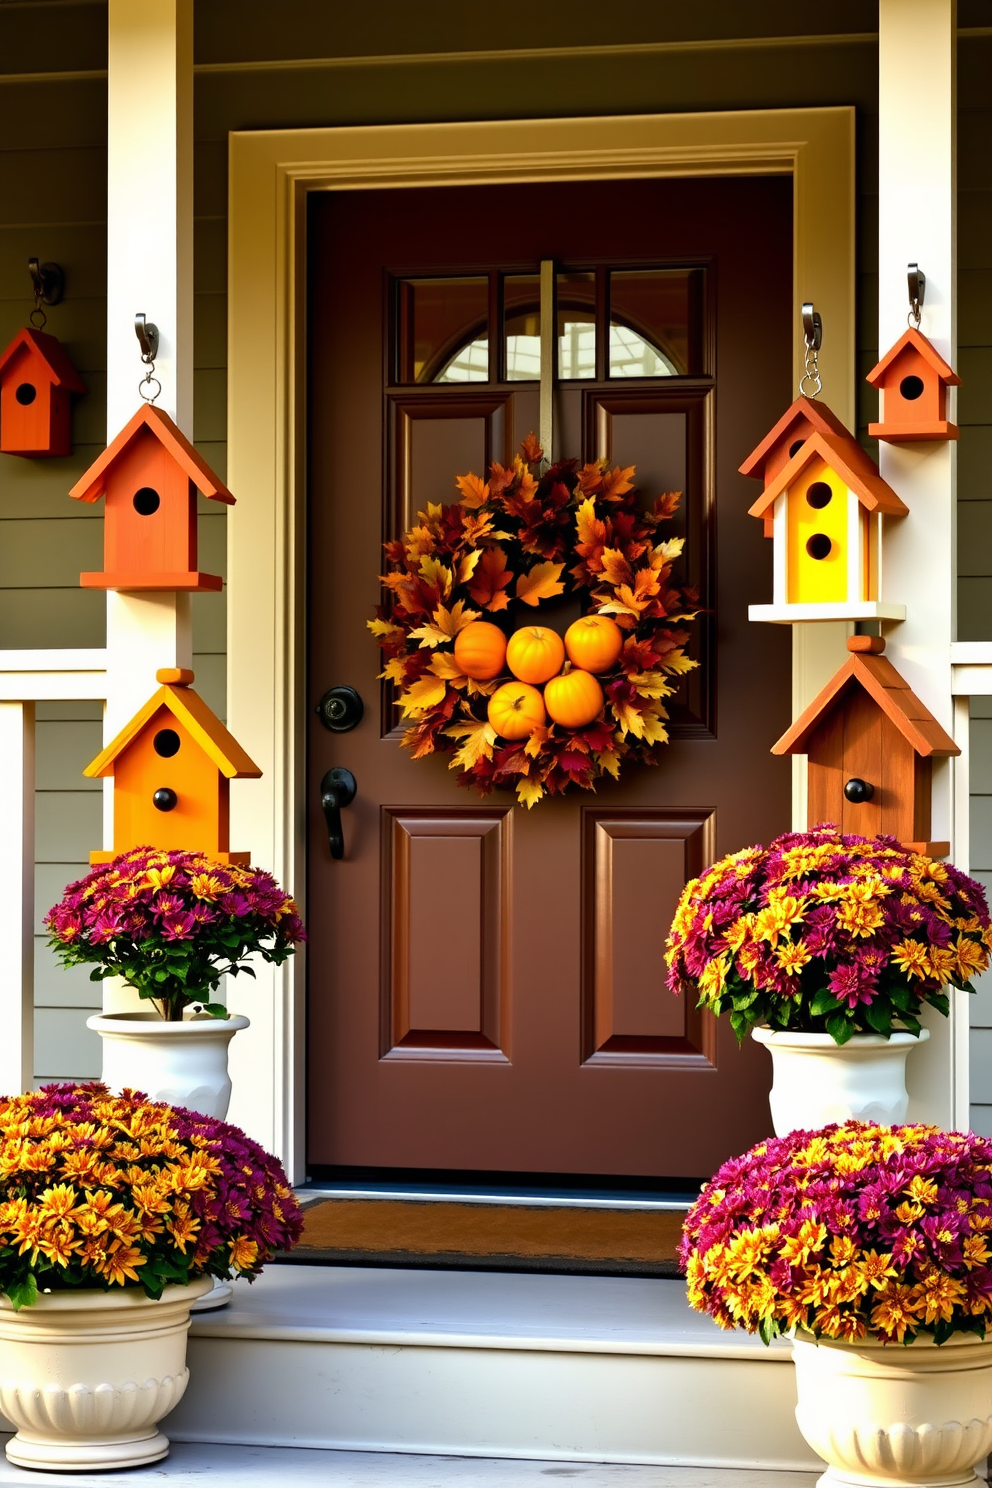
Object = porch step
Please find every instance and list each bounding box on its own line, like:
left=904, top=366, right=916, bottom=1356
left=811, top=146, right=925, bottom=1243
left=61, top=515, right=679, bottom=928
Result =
left=160, top=1265, right=820, bottom=1471
left=0, top=1439, right=822, bottom=1486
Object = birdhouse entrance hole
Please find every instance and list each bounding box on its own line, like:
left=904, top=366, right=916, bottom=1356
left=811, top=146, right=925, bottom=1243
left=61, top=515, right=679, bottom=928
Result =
left=900, top=375, right=924, bottom=401
left=133, top=487, right=160, bottom=515
left=15, top=383, right=35, bottom=406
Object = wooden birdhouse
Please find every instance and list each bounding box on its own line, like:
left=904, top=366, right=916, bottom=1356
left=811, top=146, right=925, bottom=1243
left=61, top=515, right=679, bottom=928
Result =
left=84, top=669, right=261, bottom=865
left=739, top=395, right=855, bottom=537
left=0, top=328, right=86, bottom=457
left=68, top=404, right=234, bottom=591
left=745, top=428, right=908, bottom=624
left=771, top=636, right=959, bottom=855
left=866, top=327, right=960, bottom=442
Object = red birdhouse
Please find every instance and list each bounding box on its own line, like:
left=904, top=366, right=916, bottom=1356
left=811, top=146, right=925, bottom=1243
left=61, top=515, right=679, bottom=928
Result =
left=866, top=328, right=960, bottom=442
left=68, top=405, right=234, bottom=591
left=84, top=668, right=261, bottom=865
left=739, top=395, right=855, bottom=537
left=771, top=636, right=959, bottom=856
left=0, top=328, right=86, bottom=457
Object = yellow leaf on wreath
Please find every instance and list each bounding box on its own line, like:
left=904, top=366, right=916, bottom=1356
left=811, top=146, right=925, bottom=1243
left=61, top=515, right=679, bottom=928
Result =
left=628, top=670, right=674, bottom=699
left=443, top=717, right=497, bottom=770
left=611, top=697, right=644, bottom=738
left=368, top=618, right=403, bottom=639
left=653, top=537, right=685, bottom=566
left=516, top=775, right=545, bottom=809
left=601, top=464, right=636, bottom=501
left=456, top=472, right=490, bottom=509
left=597, top=748, right=622, bottom=778
left=575, top=497, right=604, bottom=548
left=595, top=598, right=642, bottom=621
left=398, top=674, right=448, bottom=717
left=515, top=469, right=539, bottom=504
left=404, top=524, right=436, bottom=562
left=524, top=724, right=551, bottom=758
left=456, top=549, right=483, bottom=587
left=662, top=651, right=699, bottom=676
left=516, top=560, right=566, bottom=606
left=429, top=652, right=467, bottom=682
left=638, top=707, right=670, bottom=746
left=466, top=677, right=500, bottom=697
left=378, top=658, right=408, bottom=684
left=409, top=599, right=482, bottom=647
left=418, top=555, right=453, bottom=597
left=403, top=725, right=436, bottom=759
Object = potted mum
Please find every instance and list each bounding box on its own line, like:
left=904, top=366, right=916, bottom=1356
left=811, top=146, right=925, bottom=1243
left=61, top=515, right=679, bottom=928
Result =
left=46, top=847, right=305, bottom=1122
left=666, top=824, right=991, bottom=1133
left=681, top=1122, right=992, bottom=1488
left=0, top=1082, right=303, bottom=1471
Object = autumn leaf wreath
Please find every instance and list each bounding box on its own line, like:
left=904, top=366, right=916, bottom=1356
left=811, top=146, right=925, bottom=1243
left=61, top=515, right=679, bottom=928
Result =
left=369, top=434, right=699, bottom=808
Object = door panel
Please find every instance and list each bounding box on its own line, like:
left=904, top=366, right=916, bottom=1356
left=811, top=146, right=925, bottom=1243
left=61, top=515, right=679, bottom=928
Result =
left=306, top=176, right=793, bottom=1179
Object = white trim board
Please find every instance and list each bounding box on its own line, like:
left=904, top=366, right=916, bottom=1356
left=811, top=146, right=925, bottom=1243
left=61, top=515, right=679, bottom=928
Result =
left=226, top=108, right=856, bottom=1177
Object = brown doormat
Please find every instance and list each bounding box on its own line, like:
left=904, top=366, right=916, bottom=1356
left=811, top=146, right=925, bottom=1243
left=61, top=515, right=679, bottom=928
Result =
left=276, top=1198, right=687, bottom=1277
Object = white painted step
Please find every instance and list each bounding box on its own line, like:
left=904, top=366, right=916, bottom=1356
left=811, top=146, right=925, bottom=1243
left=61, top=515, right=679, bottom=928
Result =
left=0, top=1439, right=821, bottom=1487
left=161, top=1265, right=819, bottom=1471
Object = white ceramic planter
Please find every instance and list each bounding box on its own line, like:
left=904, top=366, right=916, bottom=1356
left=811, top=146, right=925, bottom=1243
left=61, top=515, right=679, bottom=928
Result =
left=0, top=1277, right=212, bottom=1470
left=86, top=1009, right=249, bottom=1121
left=751, top=1026, right=929, bottom=1135
left=793, top=1329, right=992, bottom=1488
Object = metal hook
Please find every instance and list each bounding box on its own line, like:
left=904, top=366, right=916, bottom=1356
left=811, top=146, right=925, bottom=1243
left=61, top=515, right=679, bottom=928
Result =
left=28, top=258, right=64, bottom=308
left=134, top=313, right=159, bottom=364
left=908, top=263, right=926, bottom=329
left=802, top=302, right=822, bottom=353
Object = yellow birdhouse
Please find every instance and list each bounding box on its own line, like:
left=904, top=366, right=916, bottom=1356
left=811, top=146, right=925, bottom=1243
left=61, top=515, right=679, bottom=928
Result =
left=83, top=669, right=261, bottom=865
left=744, top=428, right=908, bottom=623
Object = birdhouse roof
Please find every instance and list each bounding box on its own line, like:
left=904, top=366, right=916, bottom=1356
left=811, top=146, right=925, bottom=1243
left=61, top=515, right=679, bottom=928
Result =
left=83, top=680, right=261, bottom=780
left=0, top=327, right=86, bottom=392
left=771, top=648, right=959, bottom=759
left=866, top=327, right=960, bottom=388
left=738, top=395, right=853, bottom=481
left=68, top=405, right=235, bottom=506
left=747, top=429, right=909, bottom=520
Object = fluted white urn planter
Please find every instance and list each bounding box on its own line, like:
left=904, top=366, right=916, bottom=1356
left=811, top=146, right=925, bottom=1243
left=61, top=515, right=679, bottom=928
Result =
left=751, top=1027, right=929, bottom=1136
left=792, top=1329, right=992, bottom=1488
left=0, top=1277, right=212, bottom=1471
left=86, top=1009, right=249, bottom=1121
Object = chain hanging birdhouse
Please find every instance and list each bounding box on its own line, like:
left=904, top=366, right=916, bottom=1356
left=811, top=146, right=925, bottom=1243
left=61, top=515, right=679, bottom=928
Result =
left=69, top=404, right=234, bottom=591
left=84, top=670, right=261, bottom=865
left=0, top=261, right=86, bottom=457
left=770, top=636, right=958, bottom=856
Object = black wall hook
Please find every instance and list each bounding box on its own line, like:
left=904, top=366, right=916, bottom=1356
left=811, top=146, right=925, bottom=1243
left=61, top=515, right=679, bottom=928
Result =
left=135, top=313, right=159, bottom=363
left=28, top=258, right=64, bottom=308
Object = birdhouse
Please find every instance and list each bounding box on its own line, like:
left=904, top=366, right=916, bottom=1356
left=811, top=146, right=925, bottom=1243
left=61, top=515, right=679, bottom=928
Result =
left=745, top=428, right=908, bottom=624
left=866, top=327, right=960, bottom=442
left=68, top=405, right=234, bottom=591
left=771, top=636, right=958, bottom=856
left=0, top=328, right=86, bottom=457
left=739, top=395, right=855, bottom=537
left=84, top=669, right=261, bottom=865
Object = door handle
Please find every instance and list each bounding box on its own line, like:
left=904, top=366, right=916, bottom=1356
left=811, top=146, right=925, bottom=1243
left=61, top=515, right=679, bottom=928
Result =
left=320, top=767, right=357, bottom=860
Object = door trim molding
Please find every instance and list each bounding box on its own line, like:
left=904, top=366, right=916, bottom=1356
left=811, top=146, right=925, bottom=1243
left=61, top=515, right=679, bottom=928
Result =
left=226, top=107, right=855, bottom=1177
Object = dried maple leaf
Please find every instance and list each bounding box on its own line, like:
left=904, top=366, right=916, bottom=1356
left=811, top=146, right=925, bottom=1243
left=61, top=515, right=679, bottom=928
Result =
left=653, top=491, right=682, bottom=521
left=467, top=547, right=513, bottom=611
left=597, top=748, right=622, bottom=778
left=516, top=774, right=545, bottom=809
left=653, top=537, right=685, bottom=566
left=576, top=461, right=606, bottom=496
left=397, top=674, right=448, bottom=717
left=515, top=469, right=539, bottom=504
left=661, top=651, right=699, bottom=676
left=443, top=717, right=497, bottom=770
left=600, top=548, right=633, bottom=588
left=378, top=658, right=408, bottom=684
left=429, top=651, right=467, bottom=682
left=456, top=472, right=490, bottom=509
left=456, top=549, right=482, bottom=587
left=601, top=465, right=635, bottom=502
left=524, top=724, right=551, bottom=758
left=515, top=560, right=565, bottom=606
left=367, top=618, right=403, bottom=639
left=418, top=555, right=453, bottom=600
left=628, top=670, right=673, bottom=699
left=520, top=432, right=544, bottom=464
left=408, top=599, right=481, bottom=647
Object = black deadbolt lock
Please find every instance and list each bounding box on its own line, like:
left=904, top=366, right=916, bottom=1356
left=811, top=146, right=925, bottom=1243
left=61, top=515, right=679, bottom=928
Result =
left=844, top=777, right=875, bottom=804
left=316, top=686, right=364, bottom=733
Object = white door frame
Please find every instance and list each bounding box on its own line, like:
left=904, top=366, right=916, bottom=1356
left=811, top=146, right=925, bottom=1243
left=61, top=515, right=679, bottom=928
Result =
left=226, top=108, right=858, bottom=1178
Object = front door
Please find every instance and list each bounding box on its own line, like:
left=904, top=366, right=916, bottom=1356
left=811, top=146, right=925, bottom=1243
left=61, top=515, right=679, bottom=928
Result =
left=306, top=176, right=792, bottom=1180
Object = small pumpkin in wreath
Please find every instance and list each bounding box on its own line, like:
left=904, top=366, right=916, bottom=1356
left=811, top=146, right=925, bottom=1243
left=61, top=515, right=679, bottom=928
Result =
left=369, top=434, right=698, bottom=807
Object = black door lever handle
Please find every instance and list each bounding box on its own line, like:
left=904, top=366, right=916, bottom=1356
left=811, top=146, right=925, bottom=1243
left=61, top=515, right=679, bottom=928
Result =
left=320, top=768, right=357, bottom=859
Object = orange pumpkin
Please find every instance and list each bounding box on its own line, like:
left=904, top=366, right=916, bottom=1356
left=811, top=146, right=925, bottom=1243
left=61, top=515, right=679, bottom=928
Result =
left=488, top=681, right=546, bottom=740
left=454, top=620, right=507, bottom=680
left=564, top=614, right=623, bottom=674
left=506, top=626, right=565, bottom=684
left=544, top=665, right=604, bottom=729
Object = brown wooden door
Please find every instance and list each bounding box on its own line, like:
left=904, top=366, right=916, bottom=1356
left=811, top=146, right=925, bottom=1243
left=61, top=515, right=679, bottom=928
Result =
left=306, top=176, right=792, bottom=1180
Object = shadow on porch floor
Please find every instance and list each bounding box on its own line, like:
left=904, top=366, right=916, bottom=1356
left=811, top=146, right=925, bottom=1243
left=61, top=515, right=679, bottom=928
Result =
left=0, top=1440, right=821, bottom=1485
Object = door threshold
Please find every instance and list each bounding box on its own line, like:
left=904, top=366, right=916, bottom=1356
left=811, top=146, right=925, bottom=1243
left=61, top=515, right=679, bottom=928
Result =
left=297, top=1181, right=696, bottom=1211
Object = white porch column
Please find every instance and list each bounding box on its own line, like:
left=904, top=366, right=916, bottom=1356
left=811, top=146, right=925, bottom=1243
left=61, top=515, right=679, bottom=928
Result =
left=878, top=0, right=961, bottom=1126
left=104, top=0, right=194, bottom=739
left=102, top=1, right=194, bottom=1013
left=0, top=703, right=34, bottom=1092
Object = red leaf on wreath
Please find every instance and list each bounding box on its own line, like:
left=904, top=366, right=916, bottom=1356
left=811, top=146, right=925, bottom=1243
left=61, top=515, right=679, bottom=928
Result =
left=520, top=432, right=543, bottom=464
left=467, top=547, right=513, bottom=611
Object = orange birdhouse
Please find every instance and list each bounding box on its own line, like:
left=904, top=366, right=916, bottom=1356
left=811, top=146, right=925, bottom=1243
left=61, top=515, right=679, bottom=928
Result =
left=738, top=395, right=854, bottom=537
left=744, top=427, right=908, bottom=624
left=866, top=328, right=960, bottom=443
left=0, top=327, right=86, bottom=457
left=83, top=669, right=261, bottom=865
left=771, top=636, right=959, bottom=856
left=68, top=404, right=234, bottom=591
